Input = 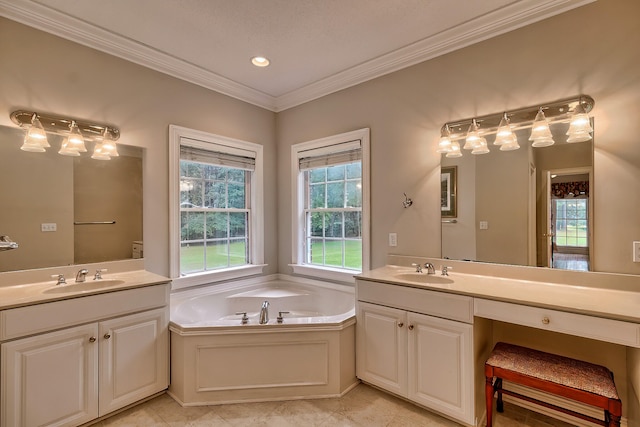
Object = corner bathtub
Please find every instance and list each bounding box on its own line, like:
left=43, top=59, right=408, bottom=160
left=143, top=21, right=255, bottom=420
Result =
left=168, top=276, right=357, bottom=406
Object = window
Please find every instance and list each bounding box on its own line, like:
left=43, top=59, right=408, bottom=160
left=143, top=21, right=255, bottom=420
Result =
left=291, top=129, right=370, bottom=283
left=169, top=126, right=264, bottom=288
left=553, top=198, right=588, bottom=248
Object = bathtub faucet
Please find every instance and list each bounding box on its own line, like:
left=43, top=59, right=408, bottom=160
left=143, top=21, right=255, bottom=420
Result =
left=259, top=300, right=269, bottom=324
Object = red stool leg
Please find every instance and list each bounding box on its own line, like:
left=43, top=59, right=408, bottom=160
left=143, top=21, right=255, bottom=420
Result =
left=485, top=375, right=494, bottom=427
left=495, top=378, right=504, bottom=413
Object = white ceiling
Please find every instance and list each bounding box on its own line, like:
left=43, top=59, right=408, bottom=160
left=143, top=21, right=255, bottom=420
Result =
left=0, top=0, right=593, bottom=111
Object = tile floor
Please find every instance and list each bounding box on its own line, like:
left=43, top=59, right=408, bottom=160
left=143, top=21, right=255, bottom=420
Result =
left=94, top=383, right=577, bottom=427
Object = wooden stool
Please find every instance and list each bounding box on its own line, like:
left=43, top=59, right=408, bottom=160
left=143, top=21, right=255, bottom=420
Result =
left=485, top=342, right=621, bottom=427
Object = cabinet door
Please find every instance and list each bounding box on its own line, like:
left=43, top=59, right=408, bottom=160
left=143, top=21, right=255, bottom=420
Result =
left=356, top=301, right=407, bottom=396
left=407, top=312, right=474, bottom=425
left=99, top=307, right=168, bottom=415
left=1, top=323, right=99, bottom=427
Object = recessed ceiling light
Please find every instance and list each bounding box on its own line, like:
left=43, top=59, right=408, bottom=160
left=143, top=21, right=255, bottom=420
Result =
left=251, top=56, right=270, bottom=67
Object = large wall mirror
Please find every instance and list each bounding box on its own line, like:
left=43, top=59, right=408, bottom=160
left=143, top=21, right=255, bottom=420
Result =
left=441, top=121, right=593, bottom=272
left=0, top=124, right=143, bottom=272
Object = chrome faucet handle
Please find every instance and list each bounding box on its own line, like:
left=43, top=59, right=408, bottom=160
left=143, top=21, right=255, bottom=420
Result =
left=441, top=266, right=452, bottom=276
left=235, top=312, right=249, bottom=324
left=51, top=274, right=66, bottom=285
left=94, top=269, right=108, bottom=280
left=411, top=263, right=423, bottom=273
left=277, top=311, right=290, bottom=324
left=424, top=263, right=436, bottom=275
left=75, top=268, right=89, bottom=283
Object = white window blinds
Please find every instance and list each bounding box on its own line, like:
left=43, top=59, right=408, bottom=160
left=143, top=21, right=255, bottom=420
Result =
left=298, top=139, right=362, bottom=170
left=180, top=145, right=256, bottom=171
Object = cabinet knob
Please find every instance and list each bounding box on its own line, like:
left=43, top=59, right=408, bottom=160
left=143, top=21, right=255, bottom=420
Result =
left=397, top=322, right=404, bottom=328
left=542, top=316, right=550, bottom=325
left=89, top=336, right=96, bottom=343
left=408, top=324, right=414, bottom=330
left=104, top=333, right=111, bottom=339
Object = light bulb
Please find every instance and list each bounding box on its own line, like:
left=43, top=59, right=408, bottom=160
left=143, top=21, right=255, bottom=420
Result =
left=445, top=141, right=462, bottom=158
left=58, top=138, right=81, bottom=156
left=100, top=129, right=119, bottom=156
left=68, top=121, right=87, bottom=152
left=471, top=137, right=490, bottom=154
left=529, top=108, right=555, bottom=147
left=494, top=113, right=515, bottom=146
left=566, top=104, right=593, bottom=143
left=464, top=119, right=481, bottom=150
left=436, top=125, right=452, bottom=153
left=25, top=114, right=50, bottom=148
left=91, top=143, right=111, bottom=160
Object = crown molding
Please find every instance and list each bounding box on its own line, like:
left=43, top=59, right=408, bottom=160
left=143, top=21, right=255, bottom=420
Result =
left=274, top=0, right=596, bottom=111
left=0, top=0, right=595, bottom=113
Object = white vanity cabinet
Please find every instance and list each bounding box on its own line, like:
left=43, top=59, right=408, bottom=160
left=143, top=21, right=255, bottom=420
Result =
left=356, top=279, right=476, bottom=425
left=1, top=283, right=169, bottom=427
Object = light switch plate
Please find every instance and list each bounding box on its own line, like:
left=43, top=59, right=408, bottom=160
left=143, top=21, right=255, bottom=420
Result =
left=634, top=241, right=640, bottom=262
left=389, top=233, right=397, bottom=247
left=479, top=221, right=489, bottom=230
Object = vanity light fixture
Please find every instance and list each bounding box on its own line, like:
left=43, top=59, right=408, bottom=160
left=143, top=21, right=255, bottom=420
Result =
left=436, top=95, right=594, bottom=157
left=251, top=56, right=270, bottom=67
left=10, top=110, right=120, bottom=160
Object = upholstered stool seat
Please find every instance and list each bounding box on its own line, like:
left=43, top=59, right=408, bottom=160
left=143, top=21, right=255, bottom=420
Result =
left=485, top=342, right=621, bottom=427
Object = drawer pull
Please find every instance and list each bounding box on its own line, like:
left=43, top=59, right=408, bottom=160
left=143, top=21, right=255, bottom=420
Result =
left=104, top=333, right=111, bottom=339
left=542, top=316, right=550, bottom=325
left=408, top=324, right=414, bottom=330
left=397, top=322, right=404, bottom=328
left=89, top=336, right=96, bottom=343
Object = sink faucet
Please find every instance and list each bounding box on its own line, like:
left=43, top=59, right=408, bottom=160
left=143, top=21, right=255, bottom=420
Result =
left=424, top=263, right=435, bottom=275
left=75, top=268, right=89, bottom=283
left=259, top=300, right=269, bottom=324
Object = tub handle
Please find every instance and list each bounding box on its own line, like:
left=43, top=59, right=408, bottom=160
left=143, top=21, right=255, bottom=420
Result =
left=235, top=312, right=249, bottom=325
left=277, top=311, right=290, bottom=324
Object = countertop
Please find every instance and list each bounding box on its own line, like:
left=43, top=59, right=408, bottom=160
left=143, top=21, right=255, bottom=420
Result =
left=0, top=269, right=170, bottom=311
left=357, top=264, right=640, bottom=323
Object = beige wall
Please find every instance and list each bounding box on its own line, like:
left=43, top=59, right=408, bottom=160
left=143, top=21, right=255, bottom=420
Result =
left=276, top=0, right=640, bottom=278
left=0, top=17, right=278, bottom=277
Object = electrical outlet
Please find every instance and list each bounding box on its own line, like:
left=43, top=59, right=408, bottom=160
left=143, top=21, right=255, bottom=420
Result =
left=41, top=223, right=57, bottom=232
left=634, top=241, right=640, bottom=262
left=389, top=233, right=397, bottom=247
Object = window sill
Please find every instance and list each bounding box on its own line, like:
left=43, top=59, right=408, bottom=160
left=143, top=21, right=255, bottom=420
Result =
left=171, top=264, right=266, bottom=290
left=289, top=264, right=359, bottom=284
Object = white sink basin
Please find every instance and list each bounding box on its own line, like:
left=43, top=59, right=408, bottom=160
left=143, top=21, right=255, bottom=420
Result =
left=393, top=273, right=454, bottom=285
left=43, top=279, right=126, bottom=294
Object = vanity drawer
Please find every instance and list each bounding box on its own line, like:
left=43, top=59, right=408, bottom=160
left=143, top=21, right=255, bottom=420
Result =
left=356, top=279, right=473, bottom=323
left=0, top=283, right=169, bottom=341
left=474, top=298, right=640, bottom=348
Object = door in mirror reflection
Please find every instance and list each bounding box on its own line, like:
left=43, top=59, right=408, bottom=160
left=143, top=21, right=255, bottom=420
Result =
left=543, top=169, right=592, bottom=271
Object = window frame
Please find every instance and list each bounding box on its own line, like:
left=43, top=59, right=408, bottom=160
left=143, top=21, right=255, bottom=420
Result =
left=169, top=125, right=264, bottom=289
left=290, top=128, right=370, bottom=283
